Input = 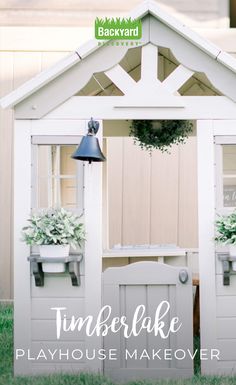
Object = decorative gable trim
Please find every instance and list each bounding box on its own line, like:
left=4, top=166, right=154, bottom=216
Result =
left=1, top=0, right=236, bottom=117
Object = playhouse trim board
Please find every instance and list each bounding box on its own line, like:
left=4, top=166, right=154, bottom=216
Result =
left=197, top=120, right=217, bottom=374
left=14, top=120, right=32, bottom=375
left=42, top=96, right=236, bottom=121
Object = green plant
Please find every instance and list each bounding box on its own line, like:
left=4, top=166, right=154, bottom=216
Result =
left=95, top=17, right=142, bottom=29
left=22, top=208, right=85, bottom=248
left=130, top=120, right=193, bottom=153
left=215, top=211, right=236, bottom=245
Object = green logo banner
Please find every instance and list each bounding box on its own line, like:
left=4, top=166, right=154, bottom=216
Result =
left=95, top=17, right=142, bottom=40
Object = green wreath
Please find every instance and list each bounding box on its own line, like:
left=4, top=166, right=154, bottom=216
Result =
left=130, top=120, right=193, bottom=153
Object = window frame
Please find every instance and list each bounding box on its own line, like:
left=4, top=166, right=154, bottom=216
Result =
left=31, top=135, right=84, bottom=216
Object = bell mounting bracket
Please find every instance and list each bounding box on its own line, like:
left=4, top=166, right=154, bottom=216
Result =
left=88, top=117, right=99, bottom=135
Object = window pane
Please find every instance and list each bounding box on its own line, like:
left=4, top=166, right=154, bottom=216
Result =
left=33, top=144, right=83, bottom=211
left=223, top=145, right=236, bottom=174
left=38, top=177, right=51, bottom=207
left=224, top=183, right=236, bottom=207
left=230, top=0, right=236, bottom=28
left=60, top=145, right=77, bottom=175
left=223, top=145, right=236, bottom=207
left=61, top=178, right=77, bottom=208
left=38, top=146, right=51, bottom=178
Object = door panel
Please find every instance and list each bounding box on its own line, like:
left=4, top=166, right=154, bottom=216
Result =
left=103, top=262, right=193, bottom=381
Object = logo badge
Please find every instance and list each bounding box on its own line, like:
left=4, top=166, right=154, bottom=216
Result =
left=95, top=17, right=142, bottom=40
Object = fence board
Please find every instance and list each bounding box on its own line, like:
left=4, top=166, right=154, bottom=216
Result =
left=150, top=146, right=179, bottom=244
left=178, top=137, right=198, bottom=248
left=0, top=52, right=13, bottom=299
left=122, top=138, right=151, bottom=245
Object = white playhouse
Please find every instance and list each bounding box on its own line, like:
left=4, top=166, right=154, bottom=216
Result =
left=2, top=0, right=236, bottom=381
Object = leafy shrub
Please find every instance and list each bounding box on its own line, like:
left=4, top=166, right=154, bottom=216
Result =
left=22, top=208, right=85, bottom=248
left=215, top=211, right=236, bottom=245
left=130, top=120, right=193, bottom=153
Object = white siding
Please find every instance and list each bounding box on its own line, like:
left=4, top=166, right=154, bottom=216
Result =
left=107, top=136, right=198, bottom=249
left=215, top=260, right=236, bottom=372
left=29, top=273, right=86, bottom=374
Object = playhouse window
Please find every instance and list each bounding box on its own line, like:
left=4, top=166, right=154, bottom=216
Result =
left=31, top=139, right=84, bottom=215
left=215, top=138, right=236, bottom=211
left=230, top=0, right=236, bottom=27
left=222, top=145, right=236, bottom=207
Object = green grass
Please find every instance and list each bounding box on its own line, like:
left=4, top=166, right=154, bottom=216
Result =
left=0, top=304, right=236, bottom=385
left=95, top=17, right=142, bottom=29
left=0, top=304, right=13, bottom=381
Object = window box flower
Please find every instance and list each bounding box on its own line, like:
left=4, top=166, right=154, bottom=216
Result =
left=22, top=208, right=85, bottom=273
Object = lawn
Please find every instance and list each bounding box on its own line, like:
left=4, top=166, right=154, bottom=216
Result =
left=0, top=304, right=235, bottom=385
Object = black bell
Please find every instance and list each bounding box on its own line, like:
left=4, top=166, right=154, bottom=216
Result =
left=71, top=118, right=106, bottom=164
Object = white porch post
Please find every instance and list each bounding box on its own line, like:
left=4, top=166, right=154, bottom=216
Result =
left=84, top=120, right=103, bottom=371
left=197, top=120, right=218, bottom=374
left=14, top=120, right=32, bottom=375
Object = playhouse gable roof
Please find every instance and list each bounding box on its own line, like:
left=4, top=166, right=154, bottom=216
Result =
left=1, top=0, right=236, bottom=115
